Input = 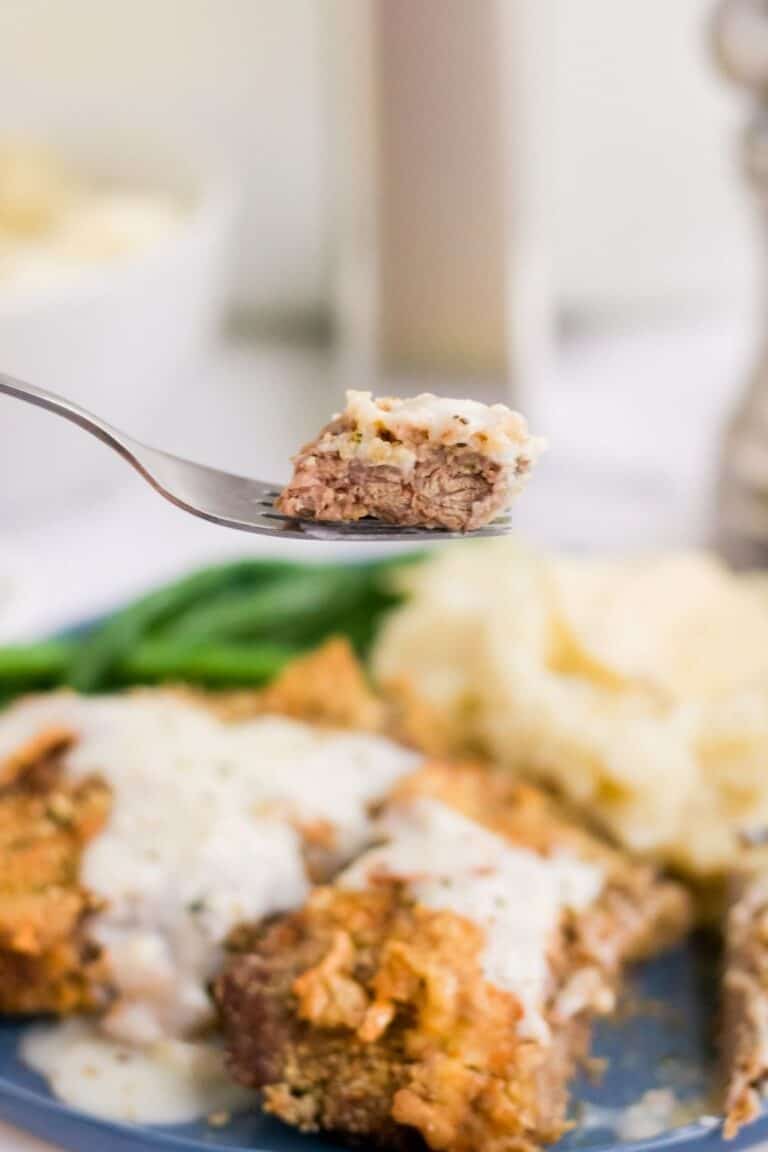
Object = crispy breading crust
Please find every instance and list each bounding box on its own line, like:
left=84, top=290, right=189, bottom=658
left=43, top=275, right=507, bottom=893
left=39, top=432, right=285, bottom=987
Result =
left=0, top=641, right=388, bottom=1017
left=722, top=873, right=768, bottom=1137
left=217, top=765, right=691, bottom=1152
left=219, top=887, right=586, bottom=1152
left=198, top=638, right=385, bottom=732
left=0, top=727, right=111, bottom=1014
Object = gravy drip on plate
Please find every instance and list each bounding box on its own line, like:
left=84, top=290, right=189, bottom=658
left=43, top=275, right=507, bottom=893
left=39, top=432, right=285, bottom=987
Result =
left=21, top=1020, right=251, bottom=1125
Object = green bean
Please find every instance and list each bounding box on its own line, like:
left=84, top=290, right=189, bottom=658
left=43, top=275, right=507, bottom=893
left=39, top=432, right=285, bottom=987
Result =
left=0, top=640, right=76, bottom=688
left=272, top=584, right=399, bottom=654
left=363, top=550, right=426, bottom=573
left=8, top=553, right=424, bottom=696
left=166, top=567, right=371, bottom=645
left=119, top=640, right=298, bottom=686
left=0, top=552, right=424, bottom=703
left=67, top=559, right=305, bottom=691
left=0, top=637, right=298, bottom=694
left=165, top=555, right=421, bottom=649
left=335, top=599, right=397, bottom=656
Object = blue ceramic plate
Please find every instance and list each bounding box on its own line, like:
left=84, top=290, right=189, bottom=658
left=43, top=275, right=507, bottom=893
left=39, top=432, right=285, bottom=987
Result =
left=0, top=938, right=764, bottom=1152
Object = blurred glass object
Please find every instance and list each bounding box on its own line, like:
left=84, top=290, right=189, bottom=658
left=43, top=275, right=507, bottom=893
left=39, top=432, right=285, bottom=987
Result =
left=333, top=0, right=555, bottom=408
left=714, top=0, right=768, bottom=566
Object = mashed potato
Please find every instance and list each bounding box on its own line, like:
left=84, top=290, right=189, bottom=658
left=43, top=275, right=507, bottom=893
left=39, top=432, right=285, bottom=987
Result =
left=373, top=541, right=768, bottom=878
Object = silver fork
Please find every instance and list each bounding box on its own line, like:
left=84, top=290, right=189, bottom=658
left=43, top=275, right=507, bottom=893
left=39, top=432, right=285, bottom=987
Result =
left=0, top=373, right=513, bottom=541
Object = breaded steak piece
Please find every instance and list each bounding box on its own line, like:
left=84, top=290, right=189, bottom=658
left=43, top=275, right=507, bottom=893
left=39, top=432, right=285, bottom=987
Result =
left=220, top=887, right=589, bottom=1152
left=277, top=391, right=543, bottom=532
left=217, top=765, right=690, bottom=1152
left=0, top=726, right=111, bottom=1014
left=208, top=638, right=385, bottom=732
left=0, top=639, right=410, bottom=1032
left=0, top=685, right=417, bottom=1039
left=722, top=871, right=768, bottom=1137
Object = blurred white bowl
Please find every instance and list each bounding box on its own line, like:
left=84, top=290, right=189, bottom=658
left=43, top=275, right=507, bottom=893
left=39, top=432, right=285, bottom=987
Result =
left=0, top=180, right=233, bottom=525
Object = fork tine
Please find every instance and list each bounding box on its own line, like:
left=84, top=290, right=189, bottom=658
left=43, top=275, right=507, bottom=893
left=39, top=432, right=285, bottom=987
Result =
left=260, top=506, right=513, bottom=536
left=0, top=373, right=518, bottom=542
left=257, top=486, right=514, bottom=533
left=297, top=523, right=513, bottom=542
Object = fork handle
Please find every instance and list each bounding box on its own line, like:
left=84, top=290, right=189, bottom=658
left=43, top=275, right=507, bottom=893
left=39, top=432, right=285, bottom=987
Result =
left=0, top=372, right=132, bottom=461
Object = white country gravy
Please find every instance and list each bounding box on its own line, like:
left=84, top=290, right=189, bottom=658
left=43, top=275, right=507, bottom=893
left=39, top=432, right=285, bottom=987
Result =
left=21, top=1021, right=250, bottom=1126
left=340, top=797, right=605, bottom=1041
left=342, top=389, right=539, bottom=466
left=1, top=692, right=417, bottom=1121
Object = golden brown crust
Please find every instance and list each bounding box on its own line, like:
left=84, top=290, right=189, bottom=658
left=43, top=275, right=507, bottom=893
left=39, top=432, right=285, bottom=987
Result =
left=0, top=725, right=77, bottom=789
left=219, top=887, right=570, bottom=1152
left=0, top=727, right=111, bottom=1014
left=0, top=645, right=381, bottom=1016
left=204, top=638, right=384, bottom=732
left=217, top=764, right=691, bottom=1151
left=383, top=679, right=484, bottom=760
left=722, top=874, right=768, bottom=1137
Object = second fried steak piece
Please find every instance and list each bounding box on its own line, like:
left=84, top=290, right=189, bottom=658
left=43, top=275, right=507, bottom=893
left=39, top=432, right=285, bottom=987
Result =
left=0, top=726, right=111, bottom=1014
left=221, top=886, right=588, bottom=1152
left=722, top=869, right=768, bottom=1137
left=217, top=766, right=690, bottom=1152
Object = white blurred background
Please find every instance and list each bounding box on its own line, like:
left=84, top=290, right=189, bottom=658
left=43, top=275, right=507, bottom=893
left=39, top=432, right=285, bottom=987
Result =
left=0, top=0, right=761, bottom=633
left=0, top=0, right=751, bottom=327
